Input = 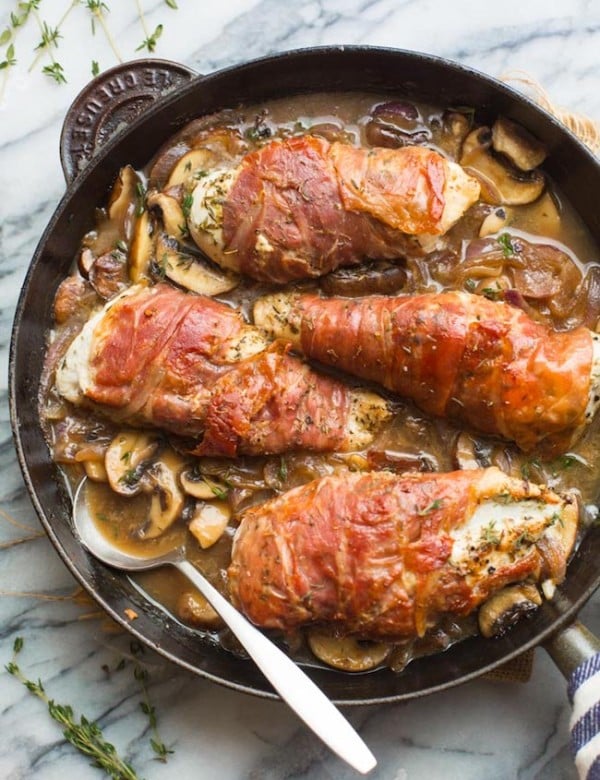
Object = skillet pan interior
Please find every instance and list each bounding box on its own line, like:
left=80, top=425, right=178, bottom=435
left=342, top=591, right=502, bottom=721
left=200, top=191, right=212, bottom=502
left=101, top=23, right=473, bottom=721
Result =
left=10, top=46, right=600, bottom=703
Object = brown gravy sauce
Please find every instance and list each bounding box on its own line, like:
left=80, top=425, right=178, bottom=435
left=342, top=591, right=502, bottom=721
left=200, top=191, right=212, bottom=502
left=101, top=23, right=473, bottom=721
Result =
left=44, top=91, right=600, bottom=673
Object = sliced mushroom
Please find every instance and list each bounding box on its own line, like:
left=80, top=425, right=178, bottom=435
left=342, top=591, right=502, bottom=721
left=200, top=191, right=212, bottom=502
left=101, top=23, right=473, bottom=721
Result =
left=320, top=260, right=407, bottom=297
left=308, top=632, right=391, bottom=672
left=53, top=275, right=96, bottom=324
left=166, top=149, right=216, bottom=189
left=78, top=248, right=95, bottom=278
left=147, top=188, right=189, bottom=240
left=154, top=233, right=239, bottom=296
left=142, top=448, right=187, bottom=539
left=129, top=211, right=155, bottom=284
left=83, top=459, right=108, bottom=482
left=105, top=431, right=159, bottom=496
left=176, top=590, right=223, bottom=628
left=454, top=433, right=494, bottom=470
left=491, top=117, right=547, bottom=171
left=478, top=583, right=542, bottom=638
left=188, top=501, right=230, bottom=549
left=108, top=165, right=139, bottom=224
left=89, top=248, right=129, bottom=300
left=435, top=111, right=471, bottom=159
left=461, top=127, right=545, bottom=205
left=479, top=207, right=512, bottom=238
left=180, top=467, right=229, bottom=500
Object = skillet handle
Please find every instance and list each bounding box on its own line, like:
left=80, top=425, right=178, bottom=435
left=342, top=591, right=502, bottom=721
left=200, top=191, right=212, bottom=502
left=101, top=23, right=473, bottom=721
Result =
left=544, top=621, right=600, bottom=779
left=59, top=58, right=197, bottom=185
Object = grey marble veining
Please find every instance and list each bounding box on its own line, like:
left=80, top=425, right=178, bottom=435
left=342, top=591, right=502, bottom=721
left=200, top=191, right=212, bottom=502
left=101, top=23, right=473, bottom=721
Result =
left=1, top=0, right=600, bottom=778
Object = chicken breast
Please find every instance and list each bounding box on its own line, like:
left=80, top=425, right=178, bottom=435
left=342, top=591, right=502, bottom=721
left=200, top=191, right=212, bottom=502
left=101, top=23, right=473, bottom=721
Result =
left=188, top=135, right=480, bottom=283
left=56, top=284, right=390, bottom=456
left=253, top=290, right=600, bottom=456
left=228, top=467, right=578, bottom=639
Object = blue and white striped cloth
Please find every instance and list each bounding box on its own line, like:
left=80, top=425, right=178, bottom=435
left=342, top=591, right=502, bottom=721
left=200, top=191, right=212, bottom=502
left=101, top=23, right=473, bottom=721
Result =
left=570, top=654, right=600, bottom=779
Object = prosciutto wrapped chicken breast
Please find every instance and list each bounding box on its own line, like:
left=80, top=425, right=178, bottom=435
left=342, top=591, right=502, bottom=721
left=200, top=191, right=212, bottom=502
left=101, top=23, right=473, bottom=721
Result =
left=254, top=290, right=600, bottom=456
left=55, top=284, right=390, bottom=456
left=229, top=467, right=578, bottom=639
left=188, top=135, right=480, bottom=283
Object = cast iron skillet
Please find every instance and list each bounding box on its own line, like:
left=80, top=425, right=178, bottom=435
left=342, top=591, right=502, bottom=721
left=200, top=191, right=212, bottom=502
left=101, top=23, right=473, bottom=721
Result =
left=9, top=47, right=600, bottom=703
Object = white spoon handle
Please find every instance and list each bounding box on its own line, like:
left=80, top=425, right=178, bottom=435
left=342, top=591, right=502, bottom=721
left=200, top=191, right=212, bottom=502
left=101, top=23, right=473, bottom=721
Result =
left=175, top=560, right=376, bottom=775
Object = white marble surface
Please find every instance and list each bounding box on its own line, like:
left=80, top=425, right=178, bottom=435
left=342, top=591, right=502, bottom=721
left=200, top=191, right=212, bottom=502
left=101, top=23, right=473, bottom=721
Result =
left=1, top=1, right=600, bottom=778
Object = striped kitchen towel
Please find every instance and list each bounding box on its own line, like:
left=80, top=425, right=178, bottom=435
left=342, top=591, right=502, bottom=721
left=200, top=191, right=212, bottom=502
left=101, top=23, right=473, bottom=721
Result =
left=570, top=653, right=600, bottom=779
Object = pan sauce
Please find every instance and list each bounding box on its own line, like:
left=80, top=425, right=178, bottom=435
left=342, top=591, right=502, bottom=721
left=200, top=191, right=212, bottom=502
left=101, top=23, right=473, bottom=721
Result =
left=43, top=91, right=600, bottom=673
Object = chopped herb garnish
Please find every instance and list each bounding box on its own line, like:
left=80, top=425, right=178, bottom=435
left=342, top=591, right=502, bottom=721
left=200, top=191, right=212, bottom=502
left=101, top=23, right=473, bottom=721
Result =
left=480, top=520, right=501, bottom=546
left=549, top=511, right=564, bottom=528
left=119, top=468, right=138, bottom=487
left=203, top=475, right=229, bottom=500
left=498, top=233, right=514, bottom=258
left=91, top=59, right=99, bottom=76
left=520, top=458, right=542, bottom=481
left=482, top=284, right=503, bottom=302
left=278, top=456, right=288, bottom=482
left=417, top=499, right=443, bottom=516
left=181, top=193, right=194, bottom=219
left=465, top=278, right=477, bottom=292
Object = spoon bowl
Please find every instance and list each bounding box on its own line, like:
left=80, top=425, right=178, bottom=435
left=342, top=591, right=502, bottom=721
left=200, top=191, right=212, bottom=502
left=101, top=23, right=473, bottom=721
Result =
left=72, top=478, right=376, bottom=775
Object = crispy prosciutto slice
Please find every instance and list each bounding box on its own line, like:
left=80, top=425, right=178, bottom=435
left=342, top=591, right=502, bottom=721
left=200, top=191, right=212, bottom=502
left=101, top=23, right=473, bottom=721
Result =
left=55, top=284, right=390, bottom=456
left=188, top=136, right=480, bottom=283
left=228, top=467, right=578, bottom=639
left=254, top=290, right=600, bottom=456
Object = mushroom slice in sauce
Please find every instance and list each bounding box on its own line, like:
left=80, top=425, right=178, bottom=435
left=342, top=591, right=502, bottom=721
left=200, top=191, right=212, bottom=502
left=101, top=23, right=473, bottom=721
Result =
left=177, top=590, right=222, bottom=628
left=142, top=448, right=187, bottom=539
left=147, top=189, right=188, bottom=241
left=180, top=467, right=229, bottom=500
left=129, top=210, right=155, bottom=284
left=491, top=117, right=547, bottom=171
left=105, top=431, right=160, bottom=496
left=154, top=233, right=239, bottom=296
left=307, top=632, right=391, bottom=672
left=166, top=149, right=219, bottom=189
left=479, top=207, right=512, bottom=238
left=478, top=583, right=542, bottom=638
left=460, top=127, right=545, bottom=205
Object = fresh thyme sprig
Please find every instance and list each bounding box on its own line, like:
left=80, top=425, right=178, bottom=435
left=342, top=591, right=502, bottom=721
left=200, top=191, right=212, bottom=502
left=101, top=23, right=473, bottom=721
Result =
left=134, top=0, right=162, bottom=54
left=29, top=0, right=78, bottom=75
left=86, top=0, right=122, bottom=62
left=0, top=1, right=39, bottom=102
left=0, top=0, right=180, bottom=101
left=130, top=641, right=174, bottom=763
left=5, top=637, right=141, bottom=780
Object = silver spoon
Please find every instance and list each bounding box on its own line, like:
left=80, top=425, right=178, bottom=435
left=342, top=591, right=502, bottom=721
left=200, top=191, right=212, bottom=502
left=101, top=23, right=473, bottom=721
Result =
left=72, top=479, right=376, bottom=775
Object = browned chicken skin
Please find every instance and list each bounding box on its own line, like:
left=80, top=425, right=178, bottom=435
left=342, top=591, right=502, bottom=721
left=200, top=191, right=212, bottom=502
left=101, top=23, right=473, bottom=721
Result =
left=229, top=468, right=577, bottom=639
left=189, top=135, right=480, bottom=283
left=55, top=284, right=390, bottom=456
left=254, top=290, right=600, bottom=456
